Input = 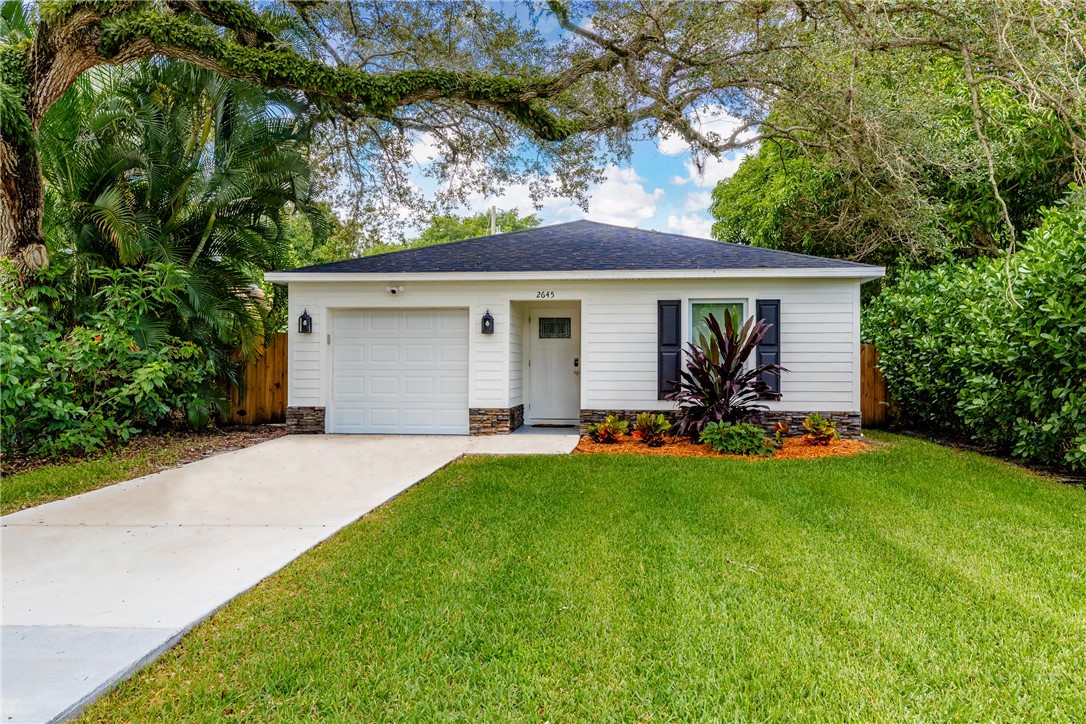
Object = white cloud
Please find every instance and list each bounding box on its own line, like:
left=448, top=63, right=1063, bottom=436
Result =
left=657, top=132, right=690, bottom=157
left=684, top=191, right=713, bottom=212
left=657, top=104, right=755, bottom=188
left=409, top=132, right=441, bottom=165
left=667, top=213, right=714, bottom=239
left=582, top=166, right=664, bottom=225
left=655, top=106, right=756, bottom=156
left=679, top=151, right=748, bottom=189
left=464, top=165, right=664, bottom=228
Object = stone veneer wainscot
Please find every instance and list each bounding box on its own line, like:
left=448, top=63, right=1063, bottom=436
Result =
left=469, top=405, right=525, bottom=435
left=286, top=406, right=325, bottom=434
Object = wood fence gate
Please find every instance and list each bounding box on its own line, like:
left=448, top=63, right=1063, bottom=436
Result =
left=225, top=332, right=288, bottom=424
left=860, top=343, right=892, bottom=428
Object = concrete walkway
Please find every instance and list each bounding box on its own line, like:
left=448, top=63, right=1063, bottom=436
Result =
left=1, top=432, right=577, bottom=723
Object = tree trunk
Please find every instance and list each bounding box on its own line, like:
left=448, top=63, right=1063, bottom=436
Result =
left=1, top=8, right=115, bottom=273
left=0, top=132, right=49, bottom=272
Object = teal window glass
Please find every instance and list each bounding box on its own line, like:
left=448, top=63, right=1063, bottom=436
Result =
left=691, top=302, right=744, bottom=345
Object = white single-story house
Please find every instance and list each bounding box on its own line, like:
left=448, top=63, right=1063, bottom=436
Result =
left=265, top=220, right=884, bottom=437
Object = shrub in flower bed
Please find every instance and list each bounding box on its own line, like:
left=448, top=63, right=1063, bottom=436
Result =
left=700, top=421, right=774, bottom=457
left=632, top=412, right=671, bottom=447
left=801, top=413, right=839, bottom=446
left=587, top=414, right=629, bottom=443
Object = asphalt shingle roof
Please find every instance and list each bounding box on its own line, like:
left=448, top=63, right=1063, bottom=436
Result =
left=280, top=220, right=880, bottom=274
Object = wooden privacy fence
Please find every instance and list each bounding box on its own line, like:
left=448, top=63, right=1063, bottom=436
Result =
left=225, top=332, right=288, bottom=424
left=860, top=343, right=892, bottom=428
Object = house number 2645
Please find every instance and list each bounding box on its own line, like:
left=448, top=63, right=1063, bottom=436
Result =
left=535, top=291, right=555, bottom=299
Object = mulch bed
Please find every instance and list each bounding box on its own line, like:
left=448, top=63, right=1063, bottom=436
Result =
left=575, top=435, right=872, bottom=460
left=1, top=424, right=288, bottom=477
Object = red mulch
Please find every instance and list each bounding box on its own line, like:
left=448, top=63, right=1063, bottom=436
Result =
left=574, top=435, right=872, bottom=460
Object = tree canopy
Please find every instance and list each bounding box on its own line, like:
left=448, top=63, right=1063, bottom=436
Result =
left=3, top=1, right=1084, bottom=272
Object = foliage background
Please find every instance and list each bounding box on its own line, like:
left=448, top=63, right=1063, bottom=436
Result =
left=1, top=263, right=221, bottom=456
left=862, top=188, right=1086, bottom=470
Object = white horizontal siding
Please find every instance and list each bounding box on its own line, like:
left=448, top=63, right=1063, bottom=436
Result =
left=282, top=276, right=864, bottom=417
left=509, top=303, right=525, bottom=406
left=582, top=279, right=860, bottom=411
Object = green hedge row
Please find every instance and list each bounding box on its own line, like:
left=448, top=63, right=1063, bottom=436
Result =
left=863, top=188, right=1086, bottom=470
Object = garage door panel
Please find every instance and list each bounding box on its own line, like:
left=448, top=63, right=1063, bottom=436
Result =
left=404, top=344, right=435, bottom=363
left=332, top=309, right=469, bottom=435
left=438, top=311, right=465, bottom=329
left=336, top=378, right=365, bottom=396
left=333, top=344, right=364, bottom=364
left=368, top=375, right=401, bottom=395
left=333, top=409, right=365, bottom=428
left=439, top=344, right=468, bottom=364
left=370, top=315, right=400, bottom=332
left=404, top=314, right=436, bottom=332
left=369, top=344, right=401, bottom=364
left=436, top=373, right=464, bottom=393
left=404, top=377, right=434, bottom=395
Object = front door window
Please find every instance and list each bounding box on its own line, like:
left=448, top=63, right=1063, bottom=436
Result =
left=539, top=317, right=571, bottom=339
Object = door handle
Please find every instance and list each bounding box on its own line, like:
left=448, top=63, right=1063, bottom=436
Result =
left=573, top=357, right=580, bottom=368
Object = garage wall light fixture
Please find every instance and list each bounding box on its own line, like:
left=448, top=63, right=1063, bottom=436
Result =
left=298, top=309, right=313, bottom=334
left=481, top=309, right=495, bottom=335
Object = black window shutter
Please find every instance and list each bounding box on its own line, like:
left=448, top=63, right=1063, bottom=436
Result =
left=658, top=300, right=681, bottom=399
left=756, top=299, right=781, bottom=396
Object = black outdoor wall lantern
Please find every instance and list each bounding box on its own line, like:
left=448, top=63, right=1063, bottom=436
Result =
left=481, top=309, right=495, bottom=335
left=298, top=309, right=313, bottom=334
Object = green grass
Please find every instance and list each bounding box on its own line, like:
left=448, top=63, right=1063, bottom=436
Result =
left=1, top=443, right=189, bottom=515
left=84, top=433, right=1086, bottom=721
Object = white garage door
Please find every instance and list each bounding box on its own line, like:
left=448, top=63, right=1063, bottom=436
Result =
left=331, top=309, right=469, bottom=434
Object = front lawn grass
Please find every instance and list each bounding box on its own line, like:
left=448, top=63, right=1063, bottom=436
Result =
left=0, top=444, right=190, bottom=516
left=1, top=427, right=285, bottom=516
left=84, top=432, right=1086, bottom=721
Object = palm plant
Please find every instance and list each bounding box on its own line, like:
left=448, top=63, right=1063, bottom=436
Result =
left=38, top=60, right=324, bottom=375
left=666, top=312, right=786, bottom=438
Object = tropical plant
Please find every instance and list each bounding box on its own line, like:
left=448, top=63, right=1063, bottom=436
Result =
left=772, top=421, right=791, bottom=448
left=632, top=412, right=671, bottom=447
left=801, top=413, right=839, bottom=447
left=863, top=187, right=1086, bottom=470
left=666, top=313, right=785, bottom=438
left=700, top=421, right=773, bottom=457
left=587, top=415, right=629, bottom=444
left=1, top=262, right=221, bottom=456
left=38, top=60, right=322, bottom=372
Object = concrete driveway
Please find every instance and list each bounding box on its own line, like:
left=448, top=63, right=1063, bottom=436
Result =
left=1, top=432, right=576, bottom=723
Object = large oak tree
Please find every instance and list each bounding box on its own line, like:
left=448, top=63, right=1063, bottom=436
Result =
left=1, top=0, right=751, bottom=270
left=3, top=1, right=1083, bottom=272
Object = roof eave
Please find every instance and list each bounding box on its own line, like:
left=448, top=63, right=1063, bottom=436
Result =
left=265, top=267, right=885, bottom=284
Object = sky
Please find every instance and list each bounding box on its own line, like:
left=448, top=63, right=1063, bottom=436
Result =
left=405, top=111, right=754, bottom=241
left=399, top=3, right=754, bottom=241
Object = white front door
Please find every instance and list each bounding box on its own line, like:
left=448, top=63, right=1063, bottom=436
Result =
left=527, top=306, right=580, bottom=422
left=330, top=309, right=469, bottom=434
